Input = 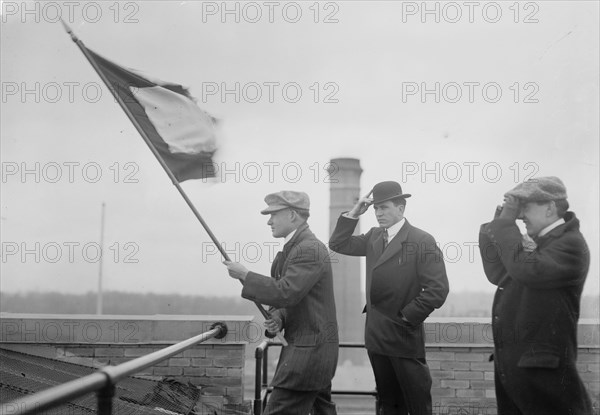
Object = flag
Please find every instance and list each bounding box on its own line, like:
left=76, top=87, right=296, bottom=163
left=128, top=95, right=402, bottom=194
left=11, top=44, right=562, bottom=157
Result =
left=85, top=47, right=217, bottom=182
left=66, top=31, right=289, bottom=346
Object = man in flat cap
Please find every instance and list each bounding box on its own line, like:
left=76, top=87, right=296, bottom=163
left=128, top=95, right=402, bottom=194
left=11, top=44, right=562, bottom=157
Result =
left=478, top=177, right=592, bottom=414
left=329, top=181, right=449, bottom=415
left=224, top=191, right=339, bottom=415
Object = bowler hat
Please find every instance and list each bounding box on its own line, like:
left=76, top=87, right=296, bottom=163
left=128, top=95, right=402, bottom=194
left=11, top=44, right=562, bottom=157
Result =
left=260, top=191, right=310, bottom=215
left=504, top=176, right=567, bottom=202
left=371, top=181, right=411, bottom=204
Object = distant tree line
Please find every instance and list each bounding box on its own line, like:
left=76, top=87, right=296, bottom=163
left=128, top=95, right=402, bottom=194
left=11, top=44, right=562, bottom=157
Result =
left=1, top=291, right=598, bottom=318
left=0, top=291, right=260, bottom=317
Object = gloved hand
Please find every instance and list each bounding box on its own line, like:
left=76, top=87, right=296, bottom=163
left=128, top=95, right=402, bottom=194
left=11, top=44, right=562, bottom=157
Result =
left=498, top=195, right=521, bottom=221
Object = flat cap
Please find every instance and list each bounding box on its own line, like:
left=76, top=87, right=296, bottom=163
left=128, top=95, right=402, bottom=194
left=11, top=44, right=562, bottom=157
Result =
left=504, top=176, right=567, bottom=202
left=260, top=191, right=310, bottom=215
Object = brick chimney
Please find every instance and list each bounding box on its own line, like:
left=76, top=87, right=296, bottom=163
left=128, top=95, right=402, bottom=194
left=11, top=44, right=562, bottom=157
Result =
left=328, top=158, right=364, bottom=363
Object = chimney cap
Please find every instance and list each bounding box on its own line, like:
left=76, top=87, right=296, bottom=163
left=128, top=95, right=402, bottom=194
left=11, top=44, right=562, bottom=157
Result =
left=328, top=158, right=362, bottom=173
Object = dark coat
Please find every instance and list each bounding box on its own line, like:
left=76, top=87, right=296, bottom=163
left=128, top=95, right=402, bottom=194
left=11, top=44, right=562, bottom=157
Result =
left=242, top=223, right=339, bottom=391
left=479, top=212, right=592, bottom=414
left=329, top=215, right=449, bottom=358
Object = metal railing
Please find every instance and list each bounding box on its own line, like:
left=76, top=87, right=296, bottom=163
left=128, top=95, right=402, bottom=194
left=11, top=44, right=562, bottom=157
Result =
left=1, top=322, right=228, bottom=415
left=254, top=341, right=379, bottom=415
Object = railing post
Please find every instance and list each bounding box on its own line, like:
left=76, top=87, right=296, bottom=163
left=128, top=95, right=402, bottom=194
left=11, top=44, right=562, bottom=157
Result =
left=254, top=346, right=264, bottom=415
left=97, top=382, right=115, bottom=415
left=262, top=345, right=270, bottom=413
left=262, top=346, right=268, bottom=387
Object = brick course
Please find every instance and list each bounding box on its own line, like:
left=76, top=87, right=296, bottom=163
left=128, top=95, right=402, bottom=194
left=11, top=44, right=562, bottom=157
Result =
left=426, top=346, right=599, bottom=414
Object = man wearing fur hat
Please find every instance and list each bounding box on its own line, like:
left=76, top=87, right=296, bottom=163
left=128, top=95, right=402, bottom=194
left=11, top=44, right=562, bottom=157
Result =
left=329, top=181, right=449, bottom=415
left=478, top=177, right=592, bottom=414
left=224, top=191, right=339, bottom=415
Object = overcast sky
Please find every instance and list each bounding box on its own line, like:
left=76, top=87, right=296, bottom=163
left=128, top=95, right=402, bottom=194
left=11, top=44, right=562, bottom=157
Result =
left=1, top=1, right=598, bottom=300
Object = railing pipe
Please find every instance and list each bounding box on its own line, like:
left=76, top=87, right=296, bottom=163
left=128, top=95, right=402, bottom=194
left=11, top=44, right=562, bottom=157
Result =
left=1, top=322, right=227, bottom=415
left=0, top=372, right=109, bottom=415
left=101, top=323, right=225, bottom=384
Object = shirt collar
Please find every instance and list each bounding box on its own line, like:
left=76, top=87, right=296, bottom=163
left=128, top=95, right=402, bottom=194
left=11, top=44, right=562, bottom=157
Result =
left=538, top=218, right=565, bottom=237
left=284, top=229, right=297, bottom=245
left=386, top=218, right=406, bottom=241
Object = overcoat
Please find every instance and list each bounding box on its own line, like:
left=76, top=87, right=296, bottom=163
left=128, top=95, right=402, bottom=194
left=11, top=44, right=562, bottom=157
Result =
left=242, top=223, right=339, bottom=391
left=479, top=212, right=592, bottom=414
left=329, top=215, right=449, bottom=358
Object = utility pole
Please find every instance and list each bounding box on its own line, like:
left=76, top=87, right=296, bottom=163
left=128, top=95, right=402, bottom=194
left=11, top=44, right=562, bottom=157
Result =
left=97, top=202, right=105, bottom=315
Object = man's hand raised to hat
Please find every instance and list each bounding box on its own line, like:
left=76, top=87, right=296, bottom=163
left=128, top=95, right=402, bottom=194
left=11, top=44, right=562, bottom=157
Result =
left=498, top=195, right=521, bottom=221
left=348, top=191, right=373, bottom=219
left=223, top=261, right=249, bottom=282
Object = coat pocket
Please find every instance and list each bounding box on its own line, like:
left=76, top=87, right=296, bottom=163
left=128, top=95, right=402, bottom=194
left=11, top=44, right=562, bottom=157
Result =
left=372, top=305, right=416, bottom=330
left=517, top=348, right=560, bottom=369
left=292, top=333, right=317, bottom=347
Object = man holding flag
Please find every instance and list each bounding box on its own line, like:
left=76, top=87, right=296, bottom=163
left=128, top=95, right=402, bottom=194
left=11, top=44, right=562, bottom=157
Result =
left=224, top=191, right=339, bottom=415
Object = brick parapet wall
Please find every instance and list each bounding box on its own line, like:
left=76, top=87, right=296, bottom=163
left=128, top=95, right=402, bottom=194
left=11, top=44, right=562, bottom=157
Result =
left=0, top=314, right=255, bottom=409
left=2, top=314, right=598, bottom=414
left=424, top=318, right=599, bottom=414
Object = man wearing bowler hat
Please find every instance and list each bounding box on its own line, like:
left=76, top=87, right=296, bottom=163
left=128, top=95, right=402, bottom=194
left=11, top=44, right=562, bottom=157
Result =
left=224, top=191, right=339, bottom=415
left=329, top=181, right=449, bottom=415
left=479, top=177, right=592, bottom=414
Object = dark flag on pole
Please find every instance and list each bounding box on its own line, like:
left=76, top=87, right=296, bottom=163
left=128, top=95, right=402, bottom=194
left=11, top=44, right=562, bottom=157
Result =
left=81, top=46, right=217, bottom=182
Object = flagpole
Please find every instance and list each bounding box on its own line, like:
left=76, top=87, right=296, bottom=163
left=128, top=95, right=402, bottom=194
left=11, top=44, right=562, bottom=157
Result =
left=61, top=21, right=287, bottom=345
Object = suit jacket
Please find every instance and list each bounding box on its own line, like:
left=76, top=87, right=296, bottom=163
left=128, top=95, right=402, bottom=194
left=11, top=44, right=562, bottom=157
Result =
left=329, top=215, right=449, bottom=358
left=479, top=212, right=592, bottom=414
left=242, top=223, right=339, bottom=391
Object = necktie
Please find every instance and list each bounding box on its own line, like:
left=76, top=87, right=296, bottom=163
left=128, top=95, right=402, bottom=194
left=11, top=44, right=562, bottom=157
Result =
left=383, top=229, right=389, bottom=250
